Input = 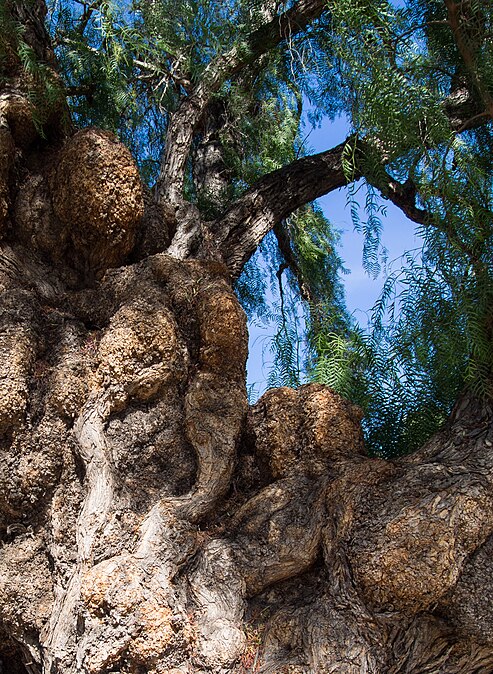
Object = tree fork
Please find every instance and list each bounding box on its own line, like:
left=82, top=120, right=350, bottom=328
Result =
left=1, top=1, right=493, bottom=673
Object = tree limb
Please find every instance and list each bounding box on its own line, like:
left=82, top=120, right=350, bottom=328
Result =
left=366, top=175, right=431, bottom=226
left=159, top=0, right=493, bottom=275
left=213, top=140, right=354, bottom=279
left=214, top=84, right=489, bottom=280
left=155, top=0, right=328, bottom=208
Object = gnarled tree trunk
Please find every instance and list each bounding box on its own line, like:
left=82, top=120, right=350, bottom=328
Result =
left=1, top=2, right=493, bottom=673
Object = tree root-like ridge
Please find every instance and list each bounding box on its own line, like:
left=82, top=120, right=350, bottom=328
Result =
left=1, top=249, right=493, bottom=673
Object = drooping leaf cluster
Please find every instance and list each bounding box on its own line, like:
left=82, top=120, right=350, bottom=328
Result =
left=238, top=203, right=350, bottom=397
left=310, top=0, right=493, bottom=456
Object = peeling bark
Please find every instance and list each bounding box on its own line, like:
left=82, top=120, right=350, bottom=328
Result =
left=1, top=233, right=493, bottom=673
left=3, top=273, right=492, bottom=673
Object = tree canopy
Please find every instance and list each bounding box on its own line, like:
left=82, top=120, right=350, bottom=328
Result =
left=5, top=0, right=492, bottom=456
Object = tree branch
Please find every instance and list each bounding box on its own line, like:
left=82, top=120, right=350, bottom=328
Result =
left=213, top=78, right=491, bottom=281
left=273, top=221, right=314, bottom=305
left=75, top=0, right=102, bottom=37
left=161, top=0, right=493, bottom=275
left=213, top=140, right=354, bottom=279
left=155, top=0, right=328, bottom=208
left=5, top=0, right=54, bottom=65
left=365, top=174, right=431, bottom=227
left=444, top=0, right=493, bottom=118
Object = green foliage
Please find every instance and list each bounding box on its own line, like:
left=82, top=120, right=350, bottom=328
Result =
left=236, top=230, right=307, bottom=391
left=301, top=0, right=493, bottom=456
left=45, top=0, right=307, bottom=188
left=314, top=255, right=474, bottom=457
left=237, top=204, right=351, bottom=396
left=0, top=3, right=64, bottom=133
left=10, top=0, right=493, bottom=457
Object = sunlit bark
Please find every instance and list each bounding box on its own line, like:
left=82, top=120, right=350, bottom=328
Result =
left=1, top=2, right=493, bottom=673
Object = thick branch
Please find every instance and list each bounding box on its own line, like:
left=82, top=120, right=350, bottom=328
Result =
left=155, top=0, right=327, bottom=208
left=5, top=0, right=54, bottom=66
left=213, top=140, right=353, bottom=279
left=365, top=174, right=431, bottom=226
left=210, top=60, right=493, bottom=280
left=364, top=165, right=488, bottom=275
left=444, top=0, right=493, bottom=119
left=211, top=76, right=493, bottom=281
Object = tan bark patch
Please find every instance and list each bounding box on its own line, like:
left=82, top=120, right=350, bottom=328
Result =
left=15, top=173, right=70, bottom=262
left=0, top=94, right=37, bottom=148
left=350, top=485, right=493, bottom=613
left=51, top=128, right=144, bottom=273
left=300, top=384, right=365, bottom=460
left=96, top=299, right=188, bottom=411
left=249, top=384, right=365, bottom=479
left=197, top=286, right=248, bottom=377
left=82, top=557, right=194, bottom=673
left=0, top=536, right=53, bottom=636
left=0, top=326, right=35, bottom=432
left=249, top=387, right=301, bottom=479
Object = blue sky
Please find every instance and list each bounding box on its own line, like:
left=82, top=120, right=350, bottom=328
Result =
left=246, top=113, right=422, bottom=396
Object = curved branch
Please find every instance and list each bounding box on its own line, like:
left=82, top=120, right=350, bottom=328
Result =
left=212, top=140, right=354, bottom=279
left=208, top=74, right=493, bottom=280
left=155, top=0, right=328, bottom=208
left=210, top=83, right=492, bottom=281
left=365, top=174, right=431, bottom=226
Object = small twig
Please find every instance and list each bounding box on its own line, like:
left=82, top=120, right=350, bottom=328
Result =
left=276, top=261, right=289, bottom=331
left=392, top=20, right=449, bottom=49
left=75, top=0, right=102, bottom=37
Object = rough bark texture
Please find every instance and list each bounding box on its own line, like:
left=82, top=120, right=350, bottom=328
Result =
left=1, top=2, right=493, bottom=673
left=1, top=244, right=493, bottom=673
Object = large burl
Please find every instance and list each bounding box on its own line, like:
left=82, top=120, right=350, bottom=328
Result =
left=50, top=128, right=144, bottom=275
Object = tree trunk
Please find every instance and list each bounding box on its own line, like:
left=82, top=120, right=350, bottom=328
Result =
left=2, top=4, right=493, bottom=673
left=1, top=127, right=493, bottom=674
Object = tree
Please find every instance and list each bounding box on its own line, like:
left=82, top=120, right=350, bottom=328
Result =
left=0, top=0, right=492, bottom=672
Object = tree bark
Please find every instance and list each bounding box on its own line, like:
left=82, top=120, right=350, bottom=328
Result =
left=213, top=141, right=352, bottom=279
left=1, top=3, right=493, bottom=674
left=2, top=136, right=493, bottom=672
left=155, top=0, right=328, bottom=208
